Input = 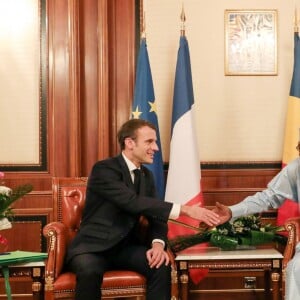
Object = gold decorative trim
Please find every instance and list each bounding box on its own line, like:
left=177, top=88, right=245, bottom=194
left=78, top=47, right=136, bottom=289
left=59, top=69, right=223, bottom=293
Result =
left=32, top=281, right=42, bottom=292
left=179, top=261, right=187, bottom=270
left=271, top=272, right=280, bottom=282
left=190, top=288, right=265, bottom=293
left=44, top=275, right=54, bottom=291
left=272, top=259, right=281, bottom=268
left=171, top=268, right=178, bottom=284
left=179, top=274, right=189, bottom=284
left=188, top=261, right=272, bottom=269
left=47, top=230, right=56, bottom=251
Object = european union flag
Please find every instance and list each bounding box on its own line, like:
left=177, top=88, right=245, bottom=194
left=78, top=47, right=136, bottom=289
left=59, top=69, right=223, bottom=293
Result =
left=131, top=38, right=165, bottom=200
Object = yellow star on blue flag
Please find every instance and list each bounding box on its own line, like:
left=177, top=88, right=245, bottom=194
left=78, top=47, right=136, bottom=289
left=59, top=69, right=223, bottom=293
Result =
left=132, top=106, right=142, bottom=119
left=131, top=38, right=165, bottom=200
left=148, top=101, right=157, bottom=113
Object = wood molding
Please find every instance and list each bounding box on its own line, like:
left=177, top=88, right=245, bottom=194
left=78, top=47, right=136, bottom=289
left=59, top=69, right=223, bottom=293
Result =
left=48, top=0, right=75, bottom=176
left=68, top=0, right=81, bottom=176
left=97, top=0, right=110, bottom=159
left=108, top=0, right=136, bottom=154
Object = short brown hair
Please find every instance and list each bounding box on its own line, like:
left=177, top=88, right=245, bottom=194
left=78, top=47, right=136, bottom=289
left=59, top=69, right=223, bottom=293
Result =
left=117, top=119, right=156, bottom=150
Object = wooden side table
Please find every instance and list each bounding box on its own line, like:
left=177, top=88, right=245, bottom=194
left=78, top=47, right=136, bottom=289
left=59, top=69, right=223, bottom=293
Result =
left=7, top=261, right=45, bottom=300
left=175, top=247, right=283, bottom=300
left=0, top=251, right=47, bottom=300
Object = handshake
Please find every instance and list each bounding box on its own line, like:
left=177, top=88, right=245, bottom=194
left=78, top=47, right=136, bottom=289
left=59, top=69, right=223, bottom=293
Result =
left=180, top=202, right=232, bottom=227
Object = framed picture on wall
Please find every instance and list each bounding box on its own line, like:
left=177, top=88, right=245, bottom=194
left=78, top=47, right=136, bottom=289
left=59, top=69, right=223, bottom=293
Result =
left=225, top=9, right=278, bottom=76
left=0, top=0, right=47, bottom=171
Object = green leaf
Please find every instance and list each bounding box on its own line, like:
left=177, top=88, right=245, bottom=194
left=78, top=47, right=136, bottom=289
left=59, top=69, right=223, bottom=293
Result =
left=169, top=231, right=211, bottom=252
left=249, top=230, right=274, bottom=245
left=210, top=233, right=238, bottom=250
left=0, top=184, right=33, bottom=219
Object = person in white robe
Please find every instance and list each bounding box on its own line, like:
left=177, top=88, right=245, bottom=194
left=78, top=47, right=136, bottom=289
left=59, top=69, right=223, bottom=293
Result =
left=215, top=157, right=300, bottom=300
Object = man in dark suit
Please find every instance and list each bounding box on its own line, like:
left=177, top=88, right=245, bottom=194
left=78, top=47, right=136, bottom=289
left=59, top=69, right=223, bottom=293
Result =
left=66, top=118, right=220, bottom=300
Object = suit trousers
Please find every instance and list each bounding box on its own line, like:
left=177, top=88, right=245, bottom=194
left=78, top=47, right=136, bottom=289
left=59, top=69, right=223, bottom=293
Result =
left=67, top=239, right=171, bottom=300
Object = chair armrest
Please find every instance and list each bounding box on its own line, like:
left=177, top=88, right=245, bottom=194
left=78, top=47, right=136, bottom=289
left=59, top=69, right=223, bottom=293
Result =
left=43, top=222, right=69, bottom=282
left=167, top=247, right=179, bottom=300
left=282, top=217, right=300, bottom=270
left=282, top=216, right=300, bottom=299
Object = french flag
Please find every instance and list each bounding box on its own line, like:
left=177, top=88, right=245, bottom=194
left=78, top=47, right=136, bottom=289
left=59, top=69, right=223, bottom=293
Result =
left=166, top=35, right=204, bottom=239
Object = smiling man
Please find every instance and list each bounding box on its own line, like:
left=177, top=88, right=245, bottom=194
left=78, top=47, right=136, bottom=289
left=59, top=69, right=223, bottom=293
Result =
left=65, top=118, right=220, bottom=300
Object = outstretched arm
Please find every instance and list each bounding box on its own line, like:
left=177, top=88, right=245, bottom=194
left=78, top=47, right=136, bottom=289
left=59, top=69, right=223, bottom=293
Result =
left=180, top=204, right=221, bottom=227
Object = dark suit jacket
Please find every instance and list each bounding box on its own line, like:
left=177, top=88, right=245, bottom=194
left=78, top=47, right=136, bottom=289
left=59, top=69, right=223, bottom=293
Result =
left=66, top=154, right=173, bottom=263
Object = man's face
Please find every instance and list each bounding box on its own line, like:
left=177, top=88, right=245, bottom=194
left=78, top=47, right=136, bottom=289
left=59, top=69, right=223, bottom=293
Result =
left=125, top=126, right=159, bottom=167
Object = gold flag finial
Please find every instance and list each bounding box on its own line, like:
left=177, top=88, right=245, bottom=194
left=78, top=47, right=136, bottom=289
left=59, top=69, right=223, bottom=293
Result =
left=180, top=3, right=186, bottom=36
left=295, top=7, right=299, bottom=33
left=141, top=11, right=146, bottom=39
left=140, top=0, right=146, bottom=40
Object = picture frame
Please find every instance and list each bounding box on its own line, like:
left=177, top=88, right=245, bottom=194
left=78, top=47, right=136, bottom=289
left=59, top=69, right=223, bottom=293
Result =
left=225, top=9, right=278, bottom=76
left=0, top=0, right=47, bottom=171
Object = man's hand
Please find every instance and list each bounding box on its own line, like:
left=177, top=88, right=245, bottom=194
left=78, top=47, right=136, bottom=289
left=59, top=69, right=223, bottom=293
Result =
left=180, top=205, right=220, bottom=226
left=146, top=242, right=170, bottom=269
left=212, top=202, right=232, bottom=224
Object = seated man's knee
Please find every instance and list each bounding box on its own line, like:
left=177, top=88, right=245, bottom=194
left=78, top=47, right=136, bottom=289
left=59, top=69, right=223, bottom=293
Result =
left=68, top=253, right=106, bottom=280
left=152, top=263, right=171, bottom=281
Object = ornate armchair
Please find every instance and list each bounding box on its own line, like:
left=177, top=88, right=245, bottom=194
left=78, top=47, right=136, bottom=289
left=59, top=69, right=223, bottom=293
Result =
left=282, top=216, right=300, bottom=299
left=43, top=177, right=178, bottom=300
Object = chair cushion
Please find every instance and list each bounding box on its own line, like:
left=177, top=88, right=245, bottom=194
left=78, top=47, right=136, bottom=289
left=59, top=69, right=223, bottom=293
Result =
left=102, top=270, right=146, bottom=288
left=53, top=270, right=146, bottom=291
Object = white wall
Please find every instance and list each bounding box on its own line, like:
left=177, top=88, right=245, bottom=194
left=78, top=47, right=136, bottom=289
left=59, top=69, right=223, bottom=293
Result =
left=144, top=0, right=296, bottom=162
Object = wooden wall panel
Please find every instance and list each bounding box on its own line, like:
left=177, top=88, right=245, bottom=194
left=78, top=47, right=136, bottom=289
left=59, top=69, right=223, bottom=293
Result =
left=47, top=0, right=135, bottom=176
left=80, top=0, right=107, bottom=174
left=4, top=222, right=42, bottom=252
left=202, top=168, right=279, bottom=189
left=4, top=0, right=136, bottom=251
left=48, top=0, right=81, bottom=176
left=108, top=0, right=136, bottom=154
left=201, top=168, right=280, bottom=209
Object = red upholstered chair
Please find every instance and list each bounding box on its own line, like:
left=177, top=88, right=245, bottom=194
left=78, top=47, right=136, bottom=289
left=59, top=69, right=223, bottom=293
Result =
left=282, top=216, right=300, bottom=299
left=43, top=177, right=178, bottom=300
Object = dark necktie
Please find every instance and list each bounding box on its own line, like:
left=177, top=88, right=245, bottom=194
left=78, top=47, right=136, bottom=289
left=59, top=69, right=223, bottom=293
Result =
left=133, top=169, right=141, bottom=193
